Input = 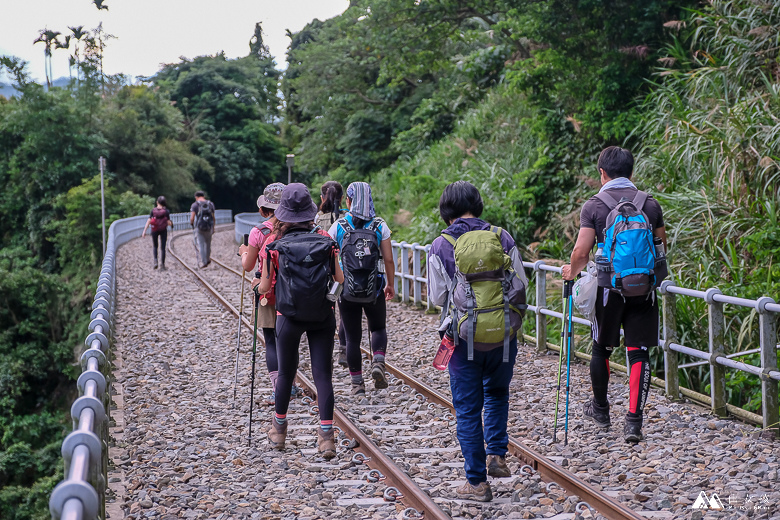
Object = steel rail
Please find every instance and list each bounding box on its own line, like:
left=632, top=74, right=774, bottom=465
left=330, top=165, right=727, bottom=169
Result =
left=168, top=233, right=450, bottom=520
left=367, top=351, right=645, bottom=520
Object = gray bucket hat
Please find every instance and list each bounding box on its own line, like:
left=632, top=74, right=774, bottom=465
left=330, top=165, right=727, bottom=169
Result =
left=257, top=182, right=286, bottom=209
left=275, top=183, right=318, bottom=223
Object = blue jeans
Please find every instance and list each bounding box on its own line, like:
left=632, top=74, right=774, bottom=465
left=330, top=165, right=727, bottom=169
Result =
left=449, top=338, right=518, bottom=485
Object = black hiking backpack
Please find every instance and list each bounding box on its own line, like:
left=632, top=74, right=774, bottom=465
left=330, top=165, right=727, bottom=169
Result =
left=337, top=217, right=382, bottom=303
left=265, top=227, right=336, bottom=322
left=195, top=200, right=214, bottom=231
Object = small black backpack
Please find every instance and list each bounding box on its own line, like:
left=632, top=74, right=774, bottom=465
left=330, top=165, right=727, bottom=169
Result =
left=266, top=228, right=336, bottom=321
left=337, top=217, right=382, bottom=303
left=196, top=200, right=214, bottom=231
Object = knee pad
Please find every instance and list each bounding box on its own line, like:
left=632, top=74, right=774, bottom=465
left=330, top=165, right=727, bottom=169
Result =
left=627, top=346, right=650, bottom=365
left=592, top=341, right=614, bottom=359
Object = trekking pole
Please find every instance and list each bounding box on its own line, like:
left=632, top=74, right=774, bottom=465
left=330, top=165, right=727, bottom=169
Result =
left=552, top=282, right=568, bottom=443
left=233, top=234, right=250, bottom=407
left=563, top=279, right=575, bottom=446
left=248, top=270, right=261, bottom=446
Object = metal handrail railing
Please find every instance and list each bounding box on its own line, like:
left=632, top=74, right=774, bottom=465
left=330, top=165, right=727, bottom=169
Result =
left=391, top=240, right=779, bottom=435
left=49, top=210, right=232, bottom=520
left=234, top=212, right=267, bottom=244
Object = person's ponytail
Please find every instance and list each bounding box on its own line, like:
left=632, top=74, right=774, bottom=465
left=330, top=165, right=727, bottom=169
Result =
left=319, top=181, right=343, bottom=223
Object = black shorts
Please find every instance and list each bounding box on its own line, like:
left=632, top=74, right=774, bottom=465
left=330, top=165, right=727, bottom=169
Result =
left=592, top=287, right=659, bottom=348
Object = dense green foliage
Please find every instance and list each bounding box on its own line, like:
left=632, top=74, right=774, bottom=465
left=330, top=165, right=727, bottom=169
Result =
left=0, top=23, right=284, bottom=518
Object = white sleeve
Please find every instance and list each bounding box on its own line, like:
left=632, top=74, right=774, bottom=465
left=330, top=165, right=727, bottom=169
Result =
left=509, top=246, right=529, bottom=287
left=377, top=218, right=391, bottom=240
left=427, top=252, right=451, bottom=307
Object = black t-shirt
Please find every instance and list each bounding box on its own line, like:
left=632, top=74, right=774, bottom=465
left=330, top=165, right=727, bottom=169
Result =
left=580, top=187, right=664, bottom=246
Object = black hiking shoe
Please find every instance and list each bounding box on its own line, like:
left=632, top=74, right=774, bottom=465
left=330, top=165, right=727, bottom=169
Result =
left=371, top=361, right=388, bottom=389
left=583, top=398, right=611, bottom=429
left=336, top=347, right=348, bottom=368
left=624, top=415, right=643, bottom=443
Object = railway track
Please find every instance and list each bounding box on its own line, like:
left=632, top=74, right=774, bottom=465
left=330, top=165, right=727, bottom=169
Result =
left=168, top=229, right=643, bottom=520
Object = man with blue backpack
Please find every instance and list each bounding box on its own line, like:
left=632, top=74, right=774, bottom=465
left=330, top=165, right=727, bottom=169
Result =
left=562, top=146, right=667, bottom=443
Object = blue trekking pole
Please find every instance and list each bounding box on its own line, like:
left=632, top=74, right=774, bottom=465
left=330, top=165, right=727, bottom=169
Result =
left=563, top=279, right=575, bottom=446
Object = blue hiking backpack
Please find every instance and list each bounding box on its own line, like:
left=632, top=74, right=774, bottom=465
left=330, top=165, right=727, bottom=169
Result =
left=595, top=191, right=658, bottom=297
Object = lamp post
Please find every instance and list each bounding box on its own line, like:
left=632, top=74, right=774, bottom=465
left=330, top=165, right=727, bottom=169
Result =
left=286, top=154, right=295, bottom=184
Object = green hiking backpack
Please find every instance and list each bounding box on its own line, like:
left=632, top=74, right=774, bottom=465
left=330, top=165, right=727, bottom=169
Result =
left=443, top=227, right=527, bottom=362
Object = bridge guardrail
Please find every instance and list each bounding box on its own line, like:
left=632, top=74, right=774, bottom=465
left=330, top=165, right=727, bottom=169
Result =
left=234, top=212, right=267, bottom=244
left=49, top=209, right=232, bottom=520
left=390, top=240, right=779, bottom=435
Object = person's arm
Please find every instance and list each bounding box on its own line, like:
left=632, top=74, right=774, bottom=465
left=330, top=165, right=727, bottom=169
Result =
left=427, top=252, right=451, bottom=307
left=190, top=211, right=196, bottom=227
left=333, top=257, right=344, bottom=284
left=256, top=261, right=273, bottom=294
left=380, top=238, right=395, bottom=300
left=239, top=245, right=260, bottom=272
left=508, top=246, right=529, bottom=287
left=562, top=227, right=596, bottom=280
left=142, top=218, right=152, bottom=238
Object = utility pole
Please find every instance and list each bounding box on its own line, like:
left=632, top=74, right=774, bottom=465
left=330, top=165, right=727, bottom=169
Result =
left=99, top=156, right=106, bottom=256
left=286, top=154, right=295, bottom=184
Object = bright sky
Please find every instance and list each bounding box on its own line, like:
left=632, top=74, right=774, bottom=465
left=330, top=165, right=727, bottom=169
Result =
left=0, top=0, right=349, bottom=83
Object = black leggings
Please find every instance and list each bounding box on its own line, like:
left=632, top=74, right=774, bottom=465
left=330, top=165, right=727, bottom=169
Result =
left=263, top=327, right=277, bottom=373
left=274, top=312, right=336, bottom=421
left=151, top=230, right=167, bottom=264
left=339, top=294, right=387, bottom=373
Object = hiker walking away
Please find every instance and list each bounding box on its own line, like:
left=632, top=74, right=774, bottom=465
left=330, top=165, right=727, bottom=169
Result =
left=328, top=182, right=395, bottom=394
left=562, top=146, right=667, bottom=444
left=190, top=190, right=216, bottom=268
left=427, top=181, right=527, bottom=502
left=141, top=196, right=173, bottom=270
left=238, top=183, right=298, bottom=405
left=316, top=181, right=349, bottom=368
left=257, top=183, right=344, bottom=459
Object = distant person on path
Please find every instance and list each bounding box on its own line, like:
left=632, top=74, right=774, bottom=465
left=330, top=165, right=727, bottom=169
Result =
left=328, top=182, right=395, bottom=394
left=239, top=183, right=295, bottom=405
left=427, top=181, right=527, bottom=502
left=141, top=196, right=173, bottom=270
left=257, top=183, right=344, bottom=459
left=562, top=146, right=667, bottom=444
left=315, top=181, right=349, bottom=368
left=190, top=190, right=216, bottom=268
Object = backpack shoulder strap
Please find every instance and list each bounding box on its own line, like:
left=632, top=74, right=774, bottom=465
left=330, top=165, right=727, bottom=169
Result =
left=337, top=217, right=352, bottom=231
left=367, top=218, right=382, bottom=232
left=632, top=190, right=649, bottom=211
left=441, top=232, right=456, bottom=247
left=594, top=191, right=619, bottom=210
left=255, top=224, right=272, bottom=236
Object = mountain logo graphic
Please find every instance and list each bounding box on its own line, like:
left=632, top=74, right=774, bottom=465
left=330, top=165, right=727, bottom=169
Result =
left=303, top=254, right=313, bottom=262
left=692, top=491, right=725, bottom=510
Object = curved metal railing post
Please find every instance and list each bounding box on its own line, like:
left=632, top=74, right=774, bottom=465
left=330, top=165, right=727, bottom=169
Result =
left=758, top=297, right=779, bottom=435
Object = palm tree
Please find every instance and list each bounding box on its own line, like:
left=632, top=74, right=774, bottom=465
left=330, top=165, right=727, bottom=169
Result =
left=69, top=26, right=87, bottom=83
left=54, top=35, right=72, bottom=80
left=33, top=28, right=61, bottom=88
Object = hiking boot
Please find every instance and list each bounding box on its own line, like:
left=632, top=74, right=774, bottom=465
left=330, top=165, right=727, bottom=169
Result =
left=291, top=384, right=302, bottom=397
left=371, top=361, right=388, bottom=389
left=160, top=262, right=166, bottom=270
left=487, top=455, right=511, bottom=478
left=624, top=415, right=643, bottom=443
left=351, top=381, right=366, bottom=395
left=267, top=417, right=287, bottom=449
left=336, top=347, right=348, bottom=368
left=264, top=391, right=276, bottom=406
left=583, top=398, right=611, bottom=429
left=317, top=428, right=336, bottom=459
left=153, top=258, right=158, bottom=269
left=455, top=481, right=492, bottom=502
